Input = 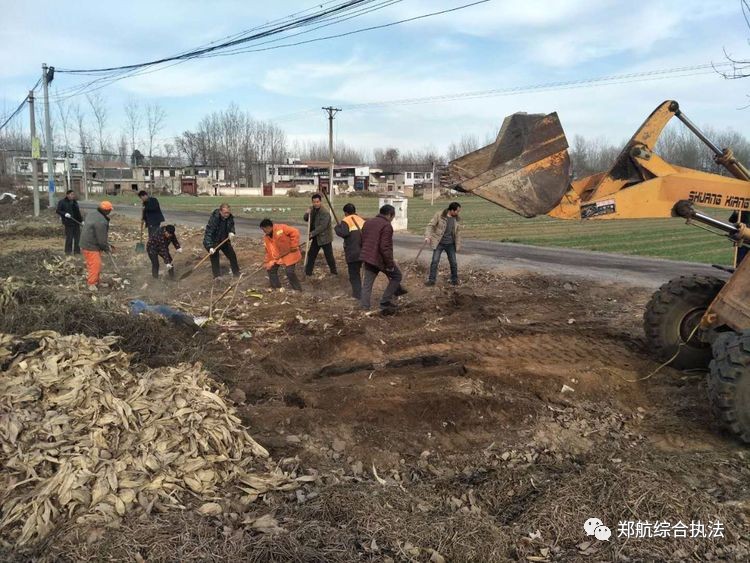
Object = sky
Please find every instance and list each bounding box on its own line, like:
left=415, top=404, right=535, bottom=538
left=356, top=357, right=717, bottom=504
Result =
left=1, top=0, right=750, bottom=157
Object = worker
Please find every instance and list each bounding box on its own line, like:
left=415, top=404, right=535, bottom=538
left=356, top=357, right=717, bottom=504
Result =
left=203, top=203, right=240, bottom=280
left=424, top=201, right=463, bottom=286
left=334, top=203, right=365, bottom=299
left=139, top=190, right=165, bottom=237
left=147, top=224, right=182, bottom=280
left=360, top=204, right=407, bottom=314
left=303, top=193, right=338, bottom=276
left=55, top=189, right=83, bottom=255
left=80, top=200, right=115, bottom=291
left=260, top=218, right=303, bottom=291
left=729, top=210, right=750, bottom=265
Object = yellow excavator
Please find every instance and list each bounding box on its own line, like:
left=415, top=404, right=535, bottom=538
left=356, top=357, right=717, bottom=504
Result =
left=446, top=100, right=750, bottom=443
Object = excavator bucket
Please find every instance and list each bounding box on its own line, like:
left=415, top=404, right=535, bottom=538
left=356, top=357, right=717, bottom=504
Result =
left=446, top=112, right=571, bottom=217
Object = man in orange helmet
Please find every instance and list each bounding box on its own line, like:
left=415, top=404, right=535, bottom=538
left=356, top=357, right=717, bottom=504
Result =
left=80, top=200, right=115, bottom=291
left=260, top=218, right=303, bottom=291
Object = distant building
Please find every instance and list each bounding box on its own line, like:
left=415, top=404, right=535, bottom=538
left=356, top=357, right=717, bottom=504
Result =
left=87, top=160, right=135, bottom=195
left=3, top=150, right=82, bottom=193
left=181, top=165, right=227, bottom=195
left=264, top=159, right=370, bottom=195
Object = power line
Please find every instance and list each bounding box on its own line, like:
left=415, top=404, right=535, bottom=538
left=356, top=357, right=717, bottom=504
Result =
left=50, top=0, right=404, bottom=102
left=48, top=0, right=486, bottom=103
left=0, top=78, right=43, bottom=133
left=271, top=62, right=734, bottom=121
left=208, top=0, right=491, bottom=58
left=56, top=1, right=377, bottom=74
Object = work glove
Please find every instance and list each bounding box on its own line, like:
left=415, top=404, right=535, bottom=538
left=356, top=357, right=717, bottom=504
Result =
left=264, top=261, right=275, bottom=270
left=166, top=263, right=174, bottom=270
left=209, top=248, right=216, bottom=255
left=424, top=237, right=430, bottom=244
left=176, top=247, right=183, bottom=253
left=229, top=232, right=236, bottom=241
left=64, top=213, right=71, bottom=218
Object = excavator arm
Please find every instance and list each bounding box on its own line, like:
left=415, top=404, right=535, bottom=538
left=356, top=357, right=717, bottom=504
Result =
left=447, top=100, right=750, bottom=221
left=447, top=100, right=750, bottom=334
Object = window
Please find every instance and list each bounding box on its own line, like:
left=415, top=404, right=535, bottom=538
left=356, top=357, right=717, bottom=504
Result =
left=169, top=169, right=175, bottom=177
left=159, top=170, right=164, bottom=177
left=145, top=169, right=150, bottom=177
left=406, top=172, right=412, bottom=179
left=131, top=184, right=138, bottom=191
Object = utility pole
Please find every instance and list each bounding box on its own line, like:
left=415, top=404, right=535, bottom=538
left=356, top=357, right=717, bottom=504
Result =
left=322, top=106, right=340, bottom=210
left=42, top=64, right=56, bottom=207
left=431, top=161, right=436, bottom=206
left=81, top=145, right=89, bottom=200
left=28, top=91, right=40, bottom=217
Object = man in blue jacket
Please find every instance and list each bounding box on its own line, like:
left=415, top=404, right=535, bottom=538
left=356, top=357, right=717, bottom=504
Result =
left=139, top=190, right=165, bottom=237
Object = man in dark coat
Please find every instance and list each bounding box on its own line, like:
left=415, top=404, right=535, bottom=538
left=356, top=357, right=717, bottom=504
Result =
left=55, top=189, right=83, bottom=255
left=139, top=190, right=165, bottom=237
left=147, top=224, right=182, bottom=279
left=334, top=203, right=365, bottom=299
left=303, top=193, right=338, bottom=276
left=359, top=204, right=407, bottom=314
left=203, top=203, right=240, bottom=279
left=729, top=210, right=750, bottom=266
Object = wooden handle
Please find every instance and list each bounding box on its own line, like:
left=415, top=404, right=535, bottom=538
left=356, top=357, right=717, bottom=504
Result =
left=193, top=237, right=230, bottom=270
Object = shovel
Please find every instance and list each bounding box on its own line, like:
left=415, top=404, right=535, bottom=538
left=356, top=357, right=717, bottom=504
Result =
left=179, top=237, right=230, bottom=281
left=135, top=227, right=145, bottom=253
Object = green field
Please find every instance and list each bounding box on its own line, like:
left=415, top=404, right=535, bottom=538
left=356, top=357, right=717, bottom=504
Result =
left=94, top=194, right=736, bottom=265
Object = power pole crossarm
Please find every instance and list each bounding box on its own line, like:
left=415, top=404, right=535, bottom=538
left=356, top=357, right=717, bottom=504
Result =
left=42, top=64, right=56, bottom=207
left=322, top=106, right=341, bottom=211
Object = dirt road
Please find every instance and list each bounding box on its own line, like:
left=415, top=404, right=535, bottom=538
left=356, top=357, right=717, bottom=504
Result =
left=92, top=202, right=722, bottom=288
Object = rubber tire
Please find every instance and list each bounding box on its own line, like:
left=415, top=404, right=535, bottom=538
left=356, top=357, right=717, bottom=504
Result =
left=643, top=275, right=725, bottom=370
left=708, top=332, right=750, bottom=444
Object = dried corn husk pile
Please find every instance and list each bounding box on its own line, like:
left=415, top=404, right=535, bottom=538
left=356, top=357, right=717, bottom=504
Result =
left=0, top=330, right=285, bottom=547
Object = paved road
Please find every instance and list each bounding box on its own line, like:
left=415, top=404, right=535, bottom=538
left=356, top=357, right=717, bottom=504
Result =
left=84, top=202, right=724, bottom=288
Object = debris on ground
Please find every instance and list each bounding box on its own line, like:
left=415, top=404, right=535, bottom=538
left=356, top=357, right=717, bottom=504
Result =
left=0, top=331, right=290, bottom=547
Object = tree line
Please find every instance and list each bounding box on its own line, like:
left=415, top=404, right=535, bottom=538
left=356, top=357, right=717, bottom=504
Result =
left=1, top=97, right=749, bottom=183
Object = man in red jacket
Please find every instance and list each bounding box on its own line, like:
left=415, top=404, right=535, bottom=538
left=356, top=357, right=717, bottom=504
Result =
left=359, top=204, right=407, bottom=314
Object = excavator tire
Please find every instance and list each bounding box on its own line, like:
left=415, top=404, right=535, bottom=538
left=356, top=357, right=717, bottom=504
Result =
left=643, top=275, right=724, bottom=370
left=708, top=331, right=750, bottom=444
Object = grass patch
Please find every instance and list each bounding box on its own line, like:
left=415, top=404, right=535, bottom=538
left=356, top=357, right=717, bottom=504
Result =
left=90, top=194, right=736, bottom=264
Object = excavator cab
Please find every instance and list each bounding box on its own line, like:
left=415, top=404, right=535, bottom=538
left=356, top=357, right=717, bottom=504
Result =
left=447, top=101, right=750, bottom=443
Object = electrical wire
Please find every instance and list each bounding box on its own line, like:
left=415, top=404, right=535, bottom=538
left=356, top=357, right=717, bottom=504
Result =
left=270, top=62, right=734, bottom=121
left=49, top=0, right=485, bottom=103
left=56, top=1, right=377, bottom=74
left=49, top=0, right=405, bottom=102
left=211, top=0, right=490, bottom=57
left=0, top=98, right=28, bottom=132
left=48, top=0, right=394, bottom=102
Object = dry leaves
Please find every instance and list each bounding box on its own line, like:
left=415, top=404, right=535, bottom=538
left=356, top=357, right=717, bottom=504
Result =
left=0, top=331, right=289, bottom=547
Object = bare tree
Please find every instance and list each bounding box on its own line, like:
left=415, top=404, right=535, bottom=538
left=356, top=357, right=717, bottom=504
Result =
left=145, top=102, right=166, bottom=187
left=146, top=102, right=166, bottom=163
left=124, top=99, right=142, bottom=160
left=117, top=133, right=128, bottom=163
left=176, top=131, right=200, bottom=165
left=55, top=93, right=73, bottom=151
left=73, top=103, right=89, bottom=155
left=86, top=92, right=110, bottom=156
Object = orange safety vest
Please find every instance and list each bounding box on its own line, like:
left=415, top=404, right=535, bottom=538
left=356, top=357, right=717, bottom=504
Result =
left=263, top=224, right=302, bottom=268
left=343, top=214, right=365, bottom=232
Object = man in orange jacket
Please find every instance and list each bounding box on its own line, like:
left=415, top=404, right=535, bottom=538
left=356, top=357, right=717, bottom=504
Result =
left=260, top=218, right=303, bottom=291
